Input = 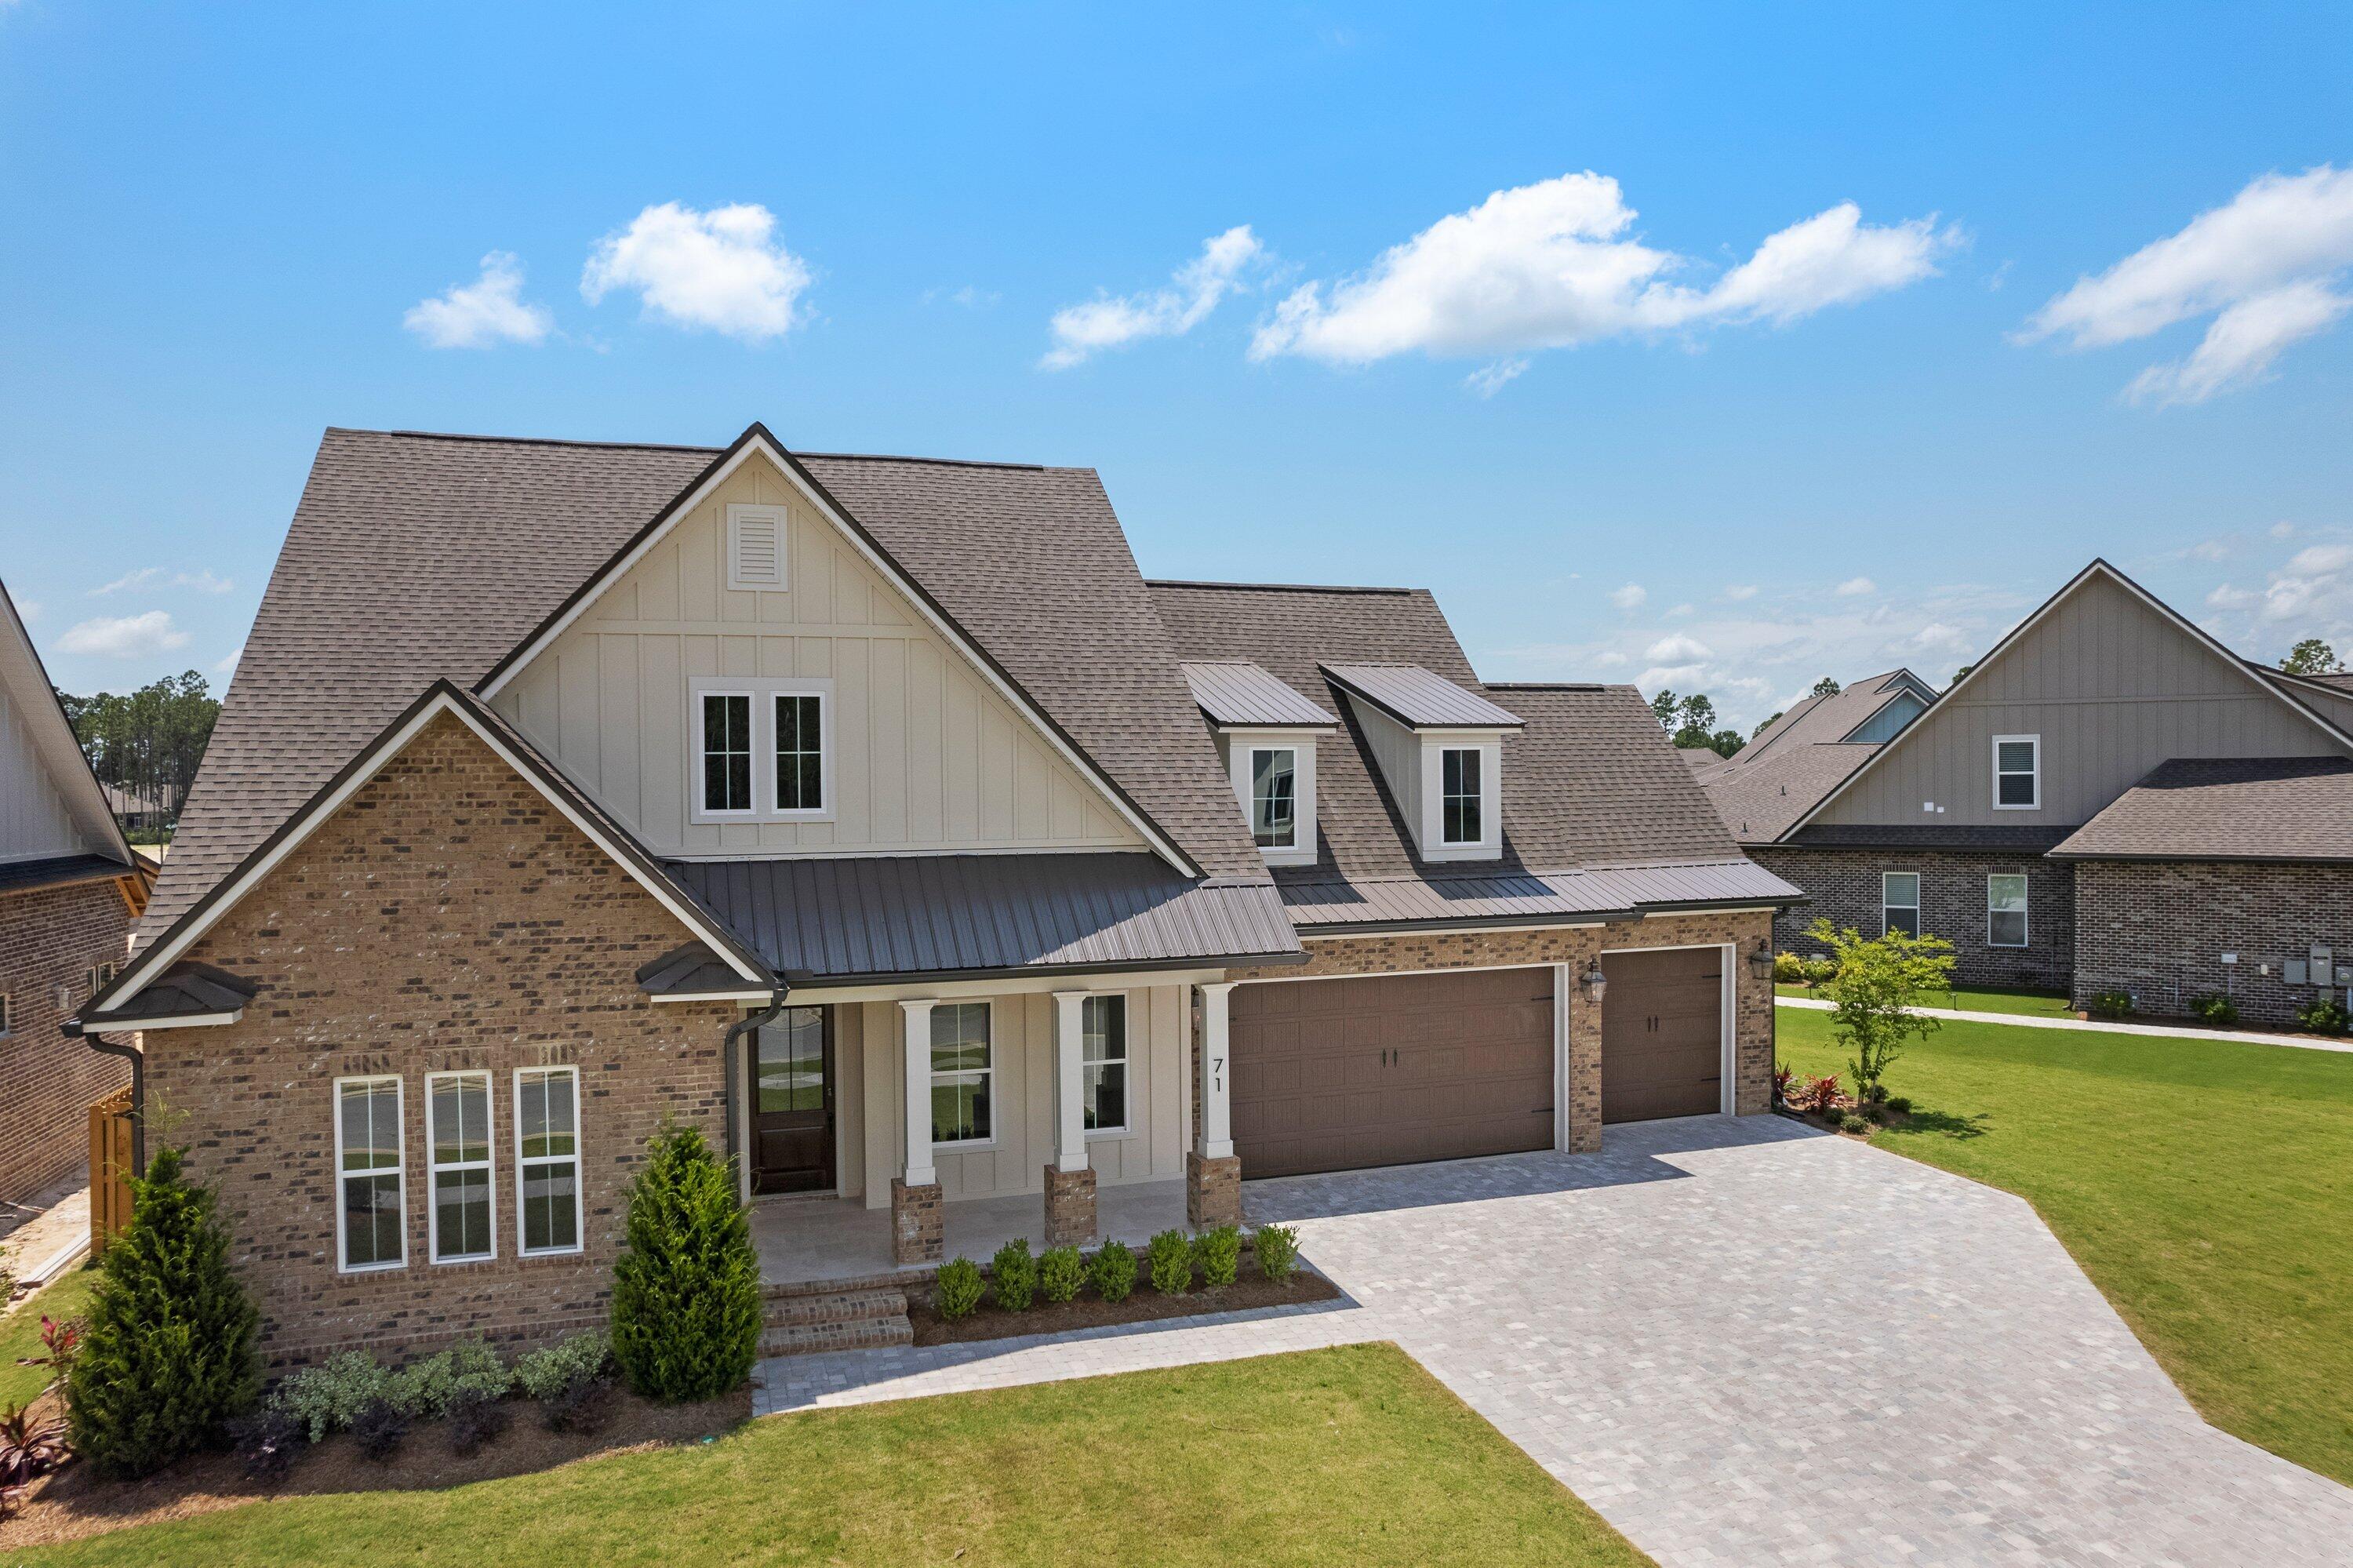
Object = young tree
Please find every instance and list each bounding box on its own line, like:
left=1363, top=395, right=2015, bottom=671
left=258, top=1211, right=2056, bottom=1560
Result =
left=1805, top=919, right=1956, bottom=1102
left=610, top=1126, right=762, bottom=1402
left=1810, top=675, right=1842, bottom=698
left=1649, top=689, right=1678, bottom=730
left=2282, top=638, right=2344, bottom=676
left=67, top=1148, right=260, bottom=1478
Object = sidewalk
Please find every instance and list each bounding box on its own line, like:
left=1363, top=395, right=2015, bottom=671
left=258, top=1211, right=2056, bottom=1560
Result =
left=0, top=1183, right=92, bottom=1313
left=1775, top=994, right=2353, bottom=1054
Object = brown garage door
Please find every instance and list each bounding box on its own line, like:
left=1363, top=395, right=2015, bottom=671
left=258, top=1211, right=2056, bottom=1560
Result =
left=1599, top=948, right=1722, bottom=1124
left=1231, top=968, right=1555, bottom=1178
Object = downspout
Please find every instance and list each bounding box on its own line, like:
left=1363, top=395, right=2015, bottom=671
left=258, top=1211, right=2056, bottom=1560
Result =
left=81, top=1030, right=147, bottom=1177
left=722, top=982, right=790, bottom=1185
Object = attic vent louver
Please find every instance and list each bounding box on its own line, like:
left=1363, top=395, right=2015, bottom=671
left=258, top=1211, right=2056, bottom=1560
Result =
left=726, top=504, right=787, bottom=591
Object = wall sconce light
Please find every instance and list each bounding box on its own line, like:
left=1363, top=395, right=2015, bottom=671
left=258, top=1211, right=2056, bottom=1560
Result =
left=1582, top=965, right=1607, bottom=1005
left=1746, top=942, right=1774, bottom=976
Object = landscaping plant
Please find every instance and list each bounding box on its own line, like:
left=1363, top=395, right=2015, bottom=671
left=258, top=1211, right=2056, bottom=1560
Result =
left=446, top=1384, right=512, bottom=1457
left=350, top=1396, right=410, bottom=1462
left=227, top=1406, right=305, bottom=1483
left=1195, top=1224, right=1242, bottom=1288
left=272, top=1351, right=393, bottom=1442
left=513, top=1332, right=612, bottom=1402
left=1090, top=1241, right=1136, bottom=1304
left=0, top=1401, right=70, bottom=1523
left=934, top=1257, right=984, bottom=1319
left=2190, top=993, right=2240, bottom=1026
left=1253, top=1223, right=1299, bottom=1284
left=991, top=1239, right=1038, bottom=1312
left=1038, top=1245, right=1085, bottom=1305
left=15, top=1312, right=82, bottom=1404
left=2089, top=989, right=2135, bottom=1020
left=1773, top=950, right=1809, bottom=984
left=2296, top=997, right=2351, bottom=1035
left=67, top=1147, right=260, bottom=1479
left=1804, top=918, right=1956, bottom=1104
left=611, top=1126, right=764, bottom=1403
left=1147, top=1229, right=1192, bottom=1296
left=1797, top=1074, right=1845, bottom=1115
left=1839, top=1112, right=1872, bottom=1136
left=387, top=1339, right=509, bottom=1421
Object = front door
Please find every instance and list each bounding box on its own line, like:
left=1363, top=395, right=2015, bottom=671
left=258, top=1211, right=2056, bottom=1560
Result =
left=751, top=1006, right=835, bottom=1194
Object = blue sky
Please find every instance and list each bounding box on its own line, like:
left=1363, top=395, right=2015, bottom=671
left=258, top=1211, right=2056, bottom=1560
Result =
left=4, top=2, right=2350, bottom=728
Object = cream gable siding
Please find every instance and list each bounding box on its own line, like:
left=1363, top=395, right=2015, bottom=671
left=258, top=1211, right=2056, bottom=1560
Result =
left=0, top=682, right=92, bottom=864
left=490, top=455, right=1146, bottom=858
left=1817, top=572, right=2348, bottom=829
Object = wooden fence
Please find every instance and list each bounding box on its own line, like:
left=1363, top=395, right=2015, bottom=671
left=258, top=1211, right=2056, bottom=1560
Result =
left=88, top=1084, right=136, bottom=1257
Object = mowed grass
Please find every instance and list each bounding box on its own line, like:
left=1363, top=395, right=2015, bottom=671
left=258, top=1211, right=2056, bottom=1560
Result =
left=0, top=1265, right=96, bottom=1409
left=9, top=1343, right=1653, bottom=1568
left=1778, top=1007, right=2353, bottom=1484
left=1776, top=983, right=2075, bottom=1018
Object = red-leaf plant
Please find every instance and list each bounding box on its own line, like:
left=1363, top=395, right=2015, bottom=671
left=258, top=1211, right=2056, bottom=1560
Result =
left=1798, top=1074, right=1847, bottom=1115
left=0, top=1401, right=71, bottom=1522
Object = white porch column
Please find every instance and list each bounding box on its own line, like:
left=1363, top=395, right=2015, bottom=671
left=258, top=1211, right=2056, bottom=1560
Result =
left=1195, top=981, right=1235, bottom=1159
left=1051, top=991, right=1089, bottom=1173
left=899, top=999, right=937, bottom=1188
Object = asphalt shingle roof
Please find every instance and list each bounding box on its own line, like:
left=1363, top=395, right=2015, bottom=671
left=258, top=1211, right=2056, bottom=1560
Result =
left=1700, top=670, right=1933, bottom=843
left=2050, top=756, right=2353, bottom=862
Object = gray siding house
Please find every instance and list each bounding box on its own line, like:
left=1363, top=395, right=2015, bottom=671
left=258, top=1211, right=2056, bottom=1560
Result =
left=1704, top=561, right=2353, bottom=1024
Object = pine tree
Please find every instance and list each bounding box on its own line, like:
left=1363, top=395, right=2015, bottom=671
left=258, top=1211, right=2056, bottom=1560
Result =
left=67, top=1148, right=260, bottom=1478
left=610, top=1126, right=762, bottom=1402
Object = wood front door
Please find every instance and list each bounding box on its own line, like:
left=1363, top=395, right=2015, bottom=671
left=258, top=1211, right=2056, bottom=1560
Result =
left=751, top=1006, right=835, bottom=1194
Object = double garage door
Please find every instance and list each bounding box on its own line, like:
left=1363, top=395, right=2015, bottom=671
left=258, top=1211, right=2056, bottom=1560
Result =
left=1230, top=951, right=1722, bottom=1179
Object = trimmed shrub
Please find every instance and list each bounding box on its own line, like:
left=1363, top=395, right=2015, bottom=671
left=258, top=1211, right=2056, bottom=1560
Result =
left=612, top=1127, right=763, bottom=1403
left=1800, top=955, right=1837, bottom=986
left=513, top=1332, right=612, bottom=1402
left=991, top=1239, right=1038, bottom=1312
left=2297, top=997, right=2351, bottom=1035
left=272, top=1352, right=391, bottom=1443
left=446, top=1385, right=512, bottom=1457
left=1253, top=1223, right=1299, bottom=1284
left=1773, top=951, right=1809, bottom=985
left=227, top=1407, right=304, bottom=1483
left=350, top=1397, right=409, bottom=1462
left=67, top=1148, right=261, bottom=1478
left=539, top=1373, right=616, bottom=1435
left=1885, top=1096, right=1913, bottom=1116
left=1839, top=1112, right=1872, bottom=1135
left=1091, top=1241, right=1136, bottom=1304
left=387, top=1339, right=508, bottom=1421
left=1195, top=1224, right=1242, bottom=1289
left=1038, top=1245, right=1085, bottom=1305
left=2189, top=993, right=2240, bottom=1026
left=1147, top=1229, right=1192, bottom=1296
left=934, top=1257, right=984, bottom=1319
left=2088, top=989, right=2134, bottom=1019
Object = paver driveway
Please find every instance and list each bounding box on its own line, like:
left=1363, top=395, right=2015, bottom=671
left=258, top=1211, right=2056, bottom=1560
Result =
left=760, top=1115, right=2353, bottom=1566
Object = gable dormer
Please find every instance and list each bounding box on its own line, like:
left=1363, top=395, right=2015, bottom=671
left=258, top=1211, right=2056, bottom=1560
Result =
left=1181, top=661, right=1338, bottom=867
left=1321, top=663, right=1522, bottom=862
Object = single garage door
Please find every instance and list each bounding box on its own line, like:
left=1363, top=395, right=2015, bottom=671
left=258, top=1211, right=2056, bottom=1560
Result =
left=1230, top=968, right=1555, bottom=1178
left=1598, top=947, right=1722, bottom=1124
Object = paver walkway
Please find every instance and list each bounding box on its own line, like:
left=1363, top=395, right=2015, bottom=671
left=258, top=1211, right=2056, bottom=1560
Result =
left=755, top=1115, right=2353, bottom=1567
left=1777, top=991, right=2353, bottom=1053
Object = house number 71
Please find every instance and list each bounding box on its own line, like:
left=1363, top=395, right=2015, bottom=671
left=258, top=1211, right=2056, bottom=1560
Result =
left=1213, top=1054, right=1225, bottom=1092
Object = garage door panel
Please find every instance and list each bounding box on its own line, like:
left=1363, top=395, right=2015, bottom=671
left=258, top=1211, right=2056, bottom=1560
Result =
left=1598, top=948, right=1722, bottom=1125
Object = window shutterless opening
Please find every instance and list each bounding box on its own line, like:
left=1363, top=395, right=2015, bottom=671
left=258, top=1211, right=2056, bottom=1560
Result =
left=1882, top=871, right=1921, bottom=938
left=1993, top=734, right=2040, bottom=809
left=515, top=1066, right=584, bottom=1257
left=1988, top=874, right=2030, bottom=948
left=1249, top=747, right=1297, bottom=849
left=1082, top=994, right=1128, bottom=1136
left=333, top=1075, right=406, bottom=1272
left=929, top=1001, right=994, bottom=1148
left=1440, top=747, right=1482, bottom=845
left=426, top=1071, right=496, bottom=1264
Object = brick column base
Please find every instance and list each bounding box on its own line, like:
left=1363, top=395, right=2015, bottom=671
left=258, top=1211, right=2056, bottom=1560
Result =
left=890, top=1177, right=944, bottom=1265
left=1185, top=1150, right=1242, bottom=1228
left=1042, top=1163, right=1097, bottom=1246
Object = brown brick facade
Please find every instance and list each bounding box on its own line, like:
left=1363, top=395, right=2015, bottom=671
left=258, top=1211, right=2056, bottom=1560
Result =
left=1225, top=909, right=1777, bottom=1155
left=2072, top=858, right=2353, bottom=1027
left=1750, top=844, right=2074, bottom=991
left=1, top=875, right=133, bottom=1206
left=143, top=715, right=736, bottom=1369
left=1184, top=1151, right=1242, bottom=1227
left=1042, top=1163, right=1096, bottom=1245
left=890, top=1177, right=944, bottom=1264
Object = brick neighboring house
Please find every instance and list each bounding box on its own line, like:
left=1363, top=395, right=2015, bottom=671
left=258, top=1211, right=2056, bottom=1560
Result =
left=75, top=424, right=1798, bottom=1366
left=1701, top=561, right=2353, bottom=1024
left=1, top=577, right=150, bottom=1208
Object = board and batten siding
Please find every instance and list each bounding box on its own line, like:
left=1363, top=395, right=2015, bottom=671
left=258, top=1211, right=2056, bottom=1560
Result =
left=0, top=683, right=90, bottom=864
left=491, top=454, right=1145, bottom=859
left=1817, top=573, right=2347, bottom=829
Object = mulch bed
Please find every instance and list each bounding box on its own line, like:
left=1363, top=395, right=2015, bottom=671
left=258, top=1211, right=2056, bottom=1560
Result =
left=0, top=1383, right=751, bottom=1548
left=909, top=1269, right=1342, bottom=1346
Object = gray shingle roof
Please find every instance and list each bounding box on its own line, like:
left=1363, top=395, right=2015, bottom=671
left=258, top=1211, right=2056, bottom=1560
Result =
left=1728, top=671, right=1928, bottom=762
left=2050, top=756, right=2353, bottom=862
left=145, top=427, right=1264, bottom=944
left=1698, top=671, right=1938, bottom=843
left=1321, top=663, right=1524, bottom=729
left=1180, top=661, right=1338, bottom=728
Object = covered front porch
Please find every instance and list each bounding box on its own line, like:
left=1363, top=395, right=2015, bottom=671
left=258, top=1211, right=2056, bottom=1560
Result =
left=751, top=1177, right=1196, bottom=1285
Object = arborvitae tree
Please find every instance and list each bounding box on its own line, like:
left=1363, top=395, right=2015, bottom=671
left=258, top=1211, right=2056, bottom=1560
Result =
left=610, top=1126, right=762, bottom=1402
left=67, top=1148, right=260, bottom=1477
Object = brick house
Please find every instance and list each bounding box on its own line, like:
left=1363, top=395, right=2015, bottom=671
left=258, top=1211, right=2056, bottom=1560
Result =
left=1700, top=561, right=2353, bottom=1024
left=2, top=576, right=149, bottom=1208
left=75, top=424, right=1797, bottom=1366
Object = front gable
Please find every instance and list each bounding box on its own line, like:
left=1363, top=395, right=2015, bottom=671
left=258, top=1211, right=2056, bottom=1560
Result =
left=1, top=580, right=131, bottom=867
left=489, top=449, right=1150, bottom=860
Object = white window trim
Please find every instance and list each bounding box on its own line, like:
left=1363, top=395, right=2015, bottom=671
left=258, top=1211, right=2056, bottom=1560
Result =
left=85, top=960, right=118, bottom=999
left=1882, top=871, right=1922, bottom=939
left=928, top=999, right=996, bottom=1151
left=691, top=688, right=758, bottom=821
left=0, top=991, right=12, bottom=1037
left=1438, top=745, right=1483, bottom=846
left=424, top=1070, right=497, bottom=1265
left=1079, top=991, right=1130, bottom=1140
left=1248, top=745, right=1300, bottom=854
left=687, top=675, right=837, bottom=825
left=1417, top=733, right=1505, bottom=861
left=333, top=1074, right=407, bottom=1275
left=1991, top=733, right=2042, bottom=811
left=514, top=1066, right=586, bottom=1258
left=1987, top=873, right=2031, bottom=949
left=725, top=502, right=790, bottom=591
left=1222, top=729, right=1318, bottom=867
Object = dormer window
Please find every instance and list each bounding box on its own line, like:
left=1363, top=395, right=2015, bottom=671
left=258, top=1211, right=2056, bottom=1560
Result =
left=689, top=676, right=834, bottom=823
left=1250, top=747, right=1297, bottom=849
left=1440, top=748, right=1482, bottom=845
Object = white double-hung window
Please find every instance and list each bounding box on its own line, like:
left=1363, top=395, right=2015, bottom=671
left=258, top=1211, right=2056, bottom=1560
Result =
left=427, top=1071, right=496, bottom=1264
left=1993, top=735, right=2041, bottom=809
left=1882, top=871, right=1922, bottom=938
left=515, top=1066, right=584, bottom=1257
left=1440, top=747, right=1483, bottom=846
left=1082, top=995, right=1127, bottom=1135
left=697, top=693, right=755, bottom=815
left=929, top=1002, right=994, bottom=1147
left=1988, top=875, right=2030, bottom=949
left=1249, top=748, right=1297, bottom=849
left=334, top=1075, right=406, bottom=1271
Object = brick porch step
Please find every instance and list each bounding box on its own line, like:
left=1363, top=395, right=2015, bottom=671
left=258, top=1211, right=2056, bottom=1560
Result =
left=758, top=1285, right=915, bottom=1358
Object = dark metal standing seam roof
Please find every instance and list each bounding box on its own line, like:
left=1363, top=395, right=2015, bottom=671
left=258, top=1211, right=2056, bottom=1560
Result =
left=665, top=854, right=1303, bottom=983
left=1321, top=663, right=1526, bottom=729
left=1180, top=662, right=1339, bottom=728
left=1279, top=859, right=1802, bottom=929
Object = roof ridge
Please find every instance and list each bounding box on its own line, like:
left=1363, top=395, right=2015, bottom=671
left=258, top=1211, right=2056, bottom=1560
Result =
left=1146, top=578, right=1427, bottom=597
left=1484, top=681, right=1611, bottom=691
left=340, top=427, right=1058, bottom=471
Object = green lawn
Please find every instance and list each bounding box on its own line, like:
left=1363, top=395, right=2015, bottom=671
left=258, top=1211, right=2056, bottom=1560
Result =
left=0, top=1265, right=96, bottom=1410
left=9, top=1343, right=1651, bottom=1568
left=1778, top=1007, right=2353, bottom=1484
left=1777, top=982, right=2074, bottom=1017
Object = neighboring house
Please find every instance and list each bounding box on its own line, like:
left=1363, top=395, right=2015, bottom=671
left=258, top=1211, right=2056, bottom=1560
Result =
left=100, top=783, right=169, bottom=833
left=0, top=577, right=149, bottom=1207
left=72, top=425, right=1797, bottom=1368
left=1704, top=562, right=2353, bottom=1023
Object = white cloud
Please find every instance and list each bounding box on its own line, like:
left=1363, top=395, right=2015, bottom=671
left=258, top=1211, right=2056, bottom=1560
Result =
left=58, top=610, right=188, bottom=659
left=175, top=568, right=235, bottom=595
left=1249, top=172, right=1948, bottom=365
left=1721, top=584, right=1758, bottom=601
left=2180, top=537, right=2233, bottom=562
left=2021, top=166, right=2353, bottom=403
left=1635, top=661, right=1708, bottom=691
left=91, top=567, right=161, bottom=595
left=1609, top=582, right=1647, bottom=612
left=922, top=284, right=999, bottom=309
left=214, top=642, right=244, bottom=678
left=2207, top=582, right=2260, bottom=611
left=92, top=566, right=235, bottom=597
left=14, top=598, right=38, bottom=622
left=1042, top=226, right=1263, bottom=368
left=1833, top=576, right=1876, bottom=597
left=404, top=252, right=554, bottom=349
left=1911, top=622, right=1971, bottom=652
left=1464, top=358, right=1529, bottom=398
left=2271, top=520, right=2298, bottom=539
left=582, top=203, right=811, bottom=341
left=1645, top=633, right=1711, bottom=662
left=2202, top=540, right=2353, bottom=635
